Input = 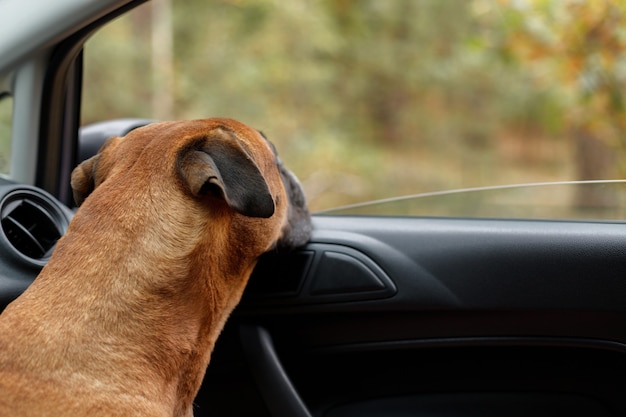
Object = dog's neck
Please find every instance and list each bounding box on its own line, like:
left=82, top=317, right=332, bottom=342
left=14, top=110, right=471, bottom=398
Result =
left=2, top=193, right=257, bottom=415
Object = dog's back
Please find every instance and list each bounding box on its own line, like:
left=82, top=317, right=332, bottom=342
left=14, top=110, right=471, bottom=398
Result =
left=0, top=118, right=311, bottom=416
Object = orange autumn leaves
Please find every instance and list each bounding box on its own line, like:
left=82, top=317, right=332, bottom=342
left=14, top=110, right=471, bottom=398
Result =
left=491, top=0, right=626, bottom=148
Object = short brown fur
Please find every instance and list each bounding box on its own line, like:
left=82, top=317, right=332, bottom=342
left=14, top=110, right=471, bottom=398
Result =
left=0, top=118, right=311, bottom=416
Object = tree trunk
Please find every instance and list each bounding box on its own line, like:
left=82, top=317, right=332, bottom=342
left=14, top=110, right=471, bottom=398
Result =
left=573, top=128, right=617, bottom=209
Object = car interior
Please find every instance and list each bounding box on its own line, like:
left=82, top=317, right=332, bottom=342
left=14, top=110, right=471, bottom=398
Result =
left=1, top=0, right=626, bottom=416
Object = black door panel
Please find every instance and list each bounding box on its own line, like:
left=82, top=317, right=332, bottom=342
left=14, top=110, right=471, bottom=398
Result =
left=241, top=216, right=626, bottom=340
left=195, top=215, right=626, bottom=416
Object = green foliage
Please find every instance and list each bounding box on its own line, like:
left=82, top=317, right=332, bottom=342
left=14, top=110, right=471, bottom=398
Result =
left=81, top=0, right=625, bottom=211
left=0, top=96, right=11, bottom=175
left=487, top=0, right=626, bottom=144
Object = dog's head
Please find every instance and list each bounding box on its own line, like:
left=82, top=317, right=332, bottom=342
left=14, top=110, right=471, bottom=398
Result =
left=70, top=118, right=311, bottom=255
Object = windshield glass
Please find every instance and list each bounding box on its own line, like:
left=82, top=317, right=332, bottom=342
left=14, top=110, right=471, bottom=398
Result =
left=82, top=1, right=626, bottom=217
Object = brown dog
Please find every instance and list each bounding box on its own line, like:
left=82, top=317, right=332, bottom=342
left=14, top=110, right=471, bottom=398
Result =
left=0, top=118, right=311, bottom=416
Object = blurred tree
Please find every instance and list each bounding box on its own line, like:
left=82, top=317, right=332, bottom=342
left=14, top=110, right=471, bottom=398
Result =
left=83, top=2, right=153, bottom=121
left=321, top=0, right=503, bottom=147
left=151, top=0, right=174, bottom=120
left=83, top=0, right=599, bottom=210
left=489, top=0, right=626, bottom=207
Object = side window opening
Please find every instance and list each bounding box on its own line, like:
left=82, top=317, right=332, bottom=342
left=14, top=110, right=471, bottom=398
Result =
left=0, top=94, right=12, bottom=176
left=82, top=1, right=626, bottom=219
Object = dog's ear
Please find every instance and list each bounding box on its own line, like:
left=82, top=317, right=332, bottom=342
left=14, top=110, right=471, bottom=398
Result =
left=70, top=154, right=98, bottom=207
left=70, top=136, right=121, bottom=206
left=178, top=140, right=275, bottom=218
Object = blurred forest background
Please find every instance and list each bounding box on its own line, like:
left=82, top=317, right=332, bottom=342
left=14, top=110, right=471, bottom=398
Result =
left=77, top=0, right=626, bottom=212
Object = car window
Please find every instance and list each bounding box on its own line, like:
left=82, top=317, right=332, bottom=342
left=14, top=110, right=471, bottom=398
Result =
left=0, top=95, right=11, bottom=176
left=81, top=0, right=626, bottom=219
left=320, top=181, right=626, bottom=221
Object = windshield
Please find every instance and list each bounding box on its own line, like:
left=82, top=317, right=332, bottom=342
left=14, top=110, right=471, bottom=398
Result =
left=82, top=1, right=626, bottom=217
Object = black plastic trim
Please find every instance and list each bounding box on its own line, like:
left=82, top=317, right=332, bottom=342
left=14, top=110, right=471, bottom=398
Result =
left=78, top=118, right=156, bottom=163
left=0, top=187, right=71, bottom=267
left=307, top=335, right=626, bottom=356
left=240, top=325, right=313, bottom=417
left=37, top=0, right=148, bottom=206
left=245, top=243, right=397, bottom=306
left=324, top=392, right=614, bottom=417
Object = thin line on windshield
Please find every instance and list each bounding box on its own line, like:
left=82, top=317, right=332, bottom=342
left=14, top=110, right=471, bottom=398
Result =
left=319, top=179, right=626, bottom=214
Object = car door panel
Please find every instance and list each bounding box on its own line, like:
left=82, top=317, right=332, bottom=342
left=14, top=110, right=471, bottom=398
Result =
left=193, top=215, right=626, bottom=416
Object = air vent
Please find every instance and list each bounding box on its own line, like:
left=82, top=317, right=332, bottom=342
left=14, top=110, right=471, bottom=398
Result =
left=0, top=190, right=68, bottom=265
